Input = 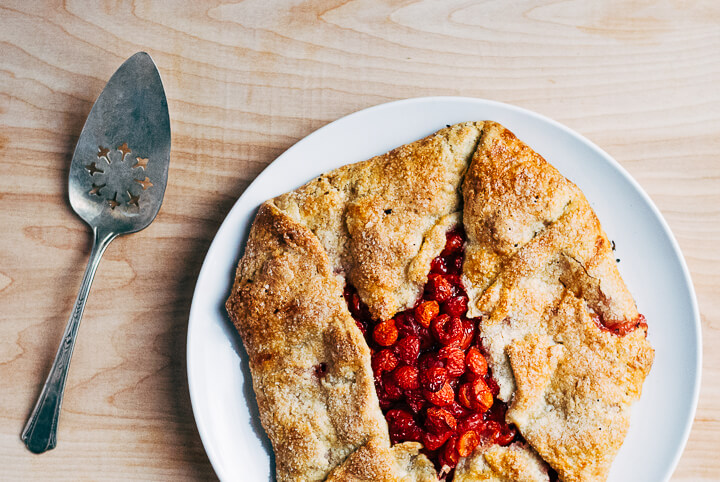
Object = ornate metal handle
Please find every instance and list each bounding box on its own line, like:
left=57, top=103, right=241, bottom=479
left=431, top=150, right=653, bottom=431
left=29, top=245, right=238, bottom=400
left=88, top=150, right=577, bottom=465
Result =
left=21, top=228, right=115, bottom=453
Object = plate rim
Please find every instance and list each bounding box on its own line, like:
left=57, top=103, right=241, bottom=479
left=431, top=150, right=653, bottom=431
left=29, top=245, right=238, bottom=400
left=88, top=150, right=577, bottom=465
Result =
left=187, top=96, right=702, bottom=481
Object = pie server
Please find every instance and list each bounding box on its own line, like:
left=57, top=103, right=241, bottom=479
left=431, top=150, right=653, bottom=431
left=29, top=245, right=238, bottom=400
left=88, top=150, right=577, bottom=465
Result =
left=21, top=52, right=171, bottom=454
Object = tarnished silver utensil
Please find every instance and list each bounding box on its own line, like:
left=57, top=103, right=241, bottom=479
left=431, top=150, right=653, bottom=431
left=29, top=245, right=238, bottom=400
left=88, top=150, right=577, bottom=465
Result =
left=21, top=52, right=171, bottom=454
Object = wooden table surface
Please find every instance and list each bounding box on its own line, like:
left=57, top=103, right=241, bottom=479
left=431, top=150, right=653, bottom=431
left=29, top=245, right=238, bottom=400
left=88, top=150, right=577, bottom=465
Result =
left=1, top=1, right=718, bottom=480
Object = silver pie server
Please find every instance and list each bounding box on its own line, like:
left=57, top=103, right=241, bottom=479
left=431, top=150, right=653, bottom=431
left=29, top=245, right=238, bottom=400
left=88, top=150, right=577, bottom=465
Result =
left=21, top=52, right=171, bottom=454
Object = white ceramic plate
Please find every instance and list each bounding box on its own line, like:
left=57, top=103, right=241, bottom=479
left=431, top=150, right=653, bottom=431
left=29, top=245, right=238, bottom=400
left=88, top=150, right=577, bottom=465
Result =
left=187, top=97, right=701, bottom=482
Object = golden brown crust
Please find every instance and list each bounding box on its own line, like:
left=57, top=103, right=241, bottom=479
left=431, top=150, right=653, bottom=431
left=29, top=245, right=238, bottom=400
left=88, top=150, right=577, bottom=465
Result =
left=454, top=442, right=551, bottom=482
left=274, top=122, right=484, bottom=321
left=462, top=122, right=579, bottom=306
left=504, top=294, right=653, bottom=482
left=326, top=440, right=437, bottom=482
left=462, top=123, right=654, bottom=480
left=226, top=202, right=390, bottom=481
left=226, top=121, right=654, bottom=481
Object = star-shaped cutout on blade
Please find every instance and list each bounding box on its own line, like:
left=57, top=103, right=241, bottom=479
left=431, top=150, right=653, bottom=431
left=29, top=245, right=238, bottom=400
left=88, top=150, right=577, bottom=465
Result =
left=135, top=177, right=153, bottom=190
left=89, top=182, right=106, bottom=196
left=87, top=142, right=154, bottom=212
left=85, top=162, right=104, bottom=175
left=133, top=157, right=148, bottom=170
left=127, top=191, right=140, bottom=207
left=107, top=192, right=119, bottom=209
left=118, top=142, right=131, bottom=160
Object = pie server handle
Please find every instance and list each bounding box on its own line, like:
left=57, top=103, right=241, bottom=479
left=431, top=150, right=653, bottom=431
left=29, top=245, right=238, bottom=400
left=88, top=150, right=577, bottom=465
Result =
left=21, top=229, right=115, bottom=453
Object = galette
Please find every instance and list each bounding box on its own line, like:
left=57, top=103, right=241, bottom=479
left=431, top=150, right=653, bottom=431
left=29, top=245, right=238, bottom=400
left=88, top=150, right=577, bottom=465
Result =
left=226, top=121, right=654, bottom=481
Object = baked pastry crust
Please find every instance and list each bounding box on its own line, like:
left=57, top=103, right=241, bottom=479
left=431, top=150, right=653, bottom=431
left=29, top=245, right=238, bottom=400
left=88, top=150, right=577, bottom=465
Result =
left=226, top=122, right=653, bottom=481
left=462, top=123, right=654, bottom=481
left=454, top=442, right=551, bottom=482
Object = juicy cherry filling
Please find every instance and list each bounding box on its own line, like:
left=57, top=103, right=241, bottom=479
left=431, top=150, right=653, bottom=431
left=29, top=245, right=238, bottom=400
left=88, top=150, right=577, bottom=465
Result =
left=343, top=229, right=519, bottom=476
left=593, top=313, right=648, bottom=336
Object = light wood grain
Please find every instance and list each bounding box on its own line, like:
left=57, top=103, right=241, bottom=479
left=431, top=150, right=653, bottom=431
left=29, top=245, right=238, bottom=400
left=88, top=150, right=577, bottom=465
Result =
left=1, top=0, right=718, bottom=479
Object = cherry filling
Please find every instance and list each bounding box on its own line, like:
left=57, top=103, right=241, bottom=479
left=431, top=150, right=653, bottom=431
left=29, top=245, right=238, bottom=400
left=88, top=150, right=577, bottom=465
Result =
left=593, top=313, right=648, bottom=337
left=343, top=229, right=519, bottom=476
